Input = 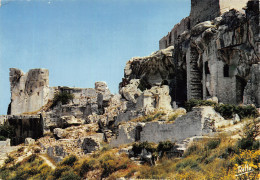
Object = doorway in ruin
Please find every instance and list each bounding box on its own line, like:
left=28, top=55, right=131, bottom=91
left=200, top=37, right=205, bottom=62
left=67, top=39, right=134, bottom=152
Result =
left=135, top=126, right=143, bottom=141
left=170, top=48, right=187, bottom=107
left=236, top=76, right=247, bottom=104
left=7, top=116, right=43, bottom=145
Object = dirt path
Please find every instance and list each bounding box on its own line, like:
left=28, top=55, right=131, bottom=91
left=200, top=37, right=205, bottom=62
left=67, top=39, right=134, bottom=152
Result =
left=39, top=155, right=56, bottom=169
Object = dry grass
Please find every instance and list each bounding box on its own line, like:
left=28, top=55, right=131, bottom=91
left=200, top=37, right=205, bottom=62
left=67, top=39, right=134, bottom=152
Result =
left=131, top=111, right=166, bottom=123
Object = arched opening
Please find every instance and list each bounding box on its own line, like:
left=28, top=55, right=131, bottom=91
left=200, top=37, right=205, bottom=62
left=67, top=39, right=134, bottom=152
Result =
left=135, top=126, right=143, bottom=141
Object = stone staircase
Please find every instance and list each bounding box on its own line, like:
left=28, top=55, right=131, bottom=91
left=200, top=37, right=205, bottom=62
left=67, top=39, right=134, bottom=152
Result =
left=190, top=48, right=203, bottom=99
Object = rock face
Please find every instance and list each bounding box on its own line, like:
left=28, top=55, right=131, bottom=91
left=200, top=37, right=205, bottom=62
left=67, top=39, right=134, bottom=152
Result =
left=9, top=68, right=54, bottom=115
left=244, top=64, right=260, bottom=107
left=123, top=0, right=260, bottom=107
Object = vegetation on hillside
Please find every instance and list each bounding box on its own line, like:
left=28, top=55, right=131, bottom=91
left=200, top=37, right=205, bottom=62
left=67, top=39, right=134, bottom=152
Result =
left=0, top=124, right=15, bottom=141
left=131, top=111, right=166, bottom=123
left=51, top=91, right=74, bottom=108
left=1, top=119, right=259, bottom=179
left=185, top=99, right=259, bottom=119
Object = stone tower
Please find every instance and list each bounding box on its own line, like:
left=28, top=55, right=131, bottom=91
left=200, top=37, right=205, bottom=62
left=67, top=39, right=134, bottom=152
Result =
left=190, top=0, right=249, bottom=27
left=9, top=68, right=53, bottom=115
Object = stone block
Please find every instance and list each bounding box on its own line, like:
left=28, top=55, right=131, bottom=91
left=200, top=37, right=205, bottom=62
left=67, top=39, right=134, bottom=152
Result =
left=25, top=138, right=35, bottom=145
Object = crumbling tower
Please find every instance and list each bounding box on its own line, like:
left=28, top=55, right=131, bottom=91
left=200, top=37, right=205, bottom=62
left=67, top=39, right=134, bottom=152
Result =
left=190, top=0, right=249, bottom=27
left=159, top=0, right=249, bottom=49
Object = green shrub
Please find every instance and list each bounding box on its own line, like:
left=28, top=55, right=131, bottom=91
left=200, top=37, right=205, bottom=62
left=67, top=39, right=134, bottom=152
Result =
left=184, top=144, right=200, bottom=157
left=132, top=142, right=156, bottom=155
left=61, top=154, right=78, bottom=167
left=184, top=99, right=258, bottom=119
left=237, top=119, right=259, bottom=150
left=60, top=170, right=81, bottom=180
left=52, top=91, right=74, bottom=107
left=184, top=99, right=216, bottom=112
left=0, top=124, right=15, bottom=140
left=175, top=158, right=200, bottom=172
left=206, top=139, right=221, bottom=150
left=214, top=104, right=258, bottom=119
left=53, top=165, right=71, bottom=179
left=78, top=159, right=96, bottom=176
left=157, top=140, right=175, bottom=152
left=0, top=136, right=6, bottom=141
left=219, top=146, right=236, bottom=159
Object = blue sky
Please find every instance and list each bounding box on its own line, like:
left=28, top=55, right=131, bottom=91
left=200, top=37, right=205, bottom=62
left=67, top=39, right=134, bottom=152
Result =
left=0, top=0, right=190, bottom=115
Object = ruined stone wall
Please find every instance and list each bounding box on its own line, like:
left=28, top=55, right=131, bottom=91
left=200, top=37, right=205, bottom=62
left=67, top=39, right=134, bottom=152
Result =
left=111, top=106, right=225, bottom=146
left=219, top=0, right=249, bottom=14
left=9, top=68, right=54, bottom=115
left=6, top=115, right=43, bottom=145
left=160, top=0, right=249, bottom=50
left=189, top=0, right=248, bottom=33
left=159, top=17, right=190, bottom=49
left=190, top=0, right=220, bottom=27
left=43, top=82, right=112, bottom=131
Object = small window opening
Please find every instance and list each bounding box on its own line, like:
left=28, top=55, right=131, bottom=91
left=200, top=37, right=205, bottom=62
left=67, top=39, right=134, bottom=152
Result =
left=224, top=64, right=229, bottom=77
left=135, top=126, right=142, bottom=141
left=205, top=62, right=210, bottom=75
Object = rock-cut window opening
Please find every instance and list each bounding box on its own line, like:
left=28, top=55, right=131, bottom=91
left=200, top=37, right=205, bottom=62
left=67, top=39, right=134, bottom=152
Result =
left=135, top=126, right=143, bottom=141
left=224, top=64, right=230, bottom=77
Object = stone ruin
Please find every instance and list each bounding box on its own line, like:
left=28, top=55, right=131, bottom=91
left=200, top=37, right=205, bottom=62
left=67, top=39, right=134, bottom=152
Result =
left=124, top=0, right=259, bottom=107
left=0, top=0, right=259, bottom=156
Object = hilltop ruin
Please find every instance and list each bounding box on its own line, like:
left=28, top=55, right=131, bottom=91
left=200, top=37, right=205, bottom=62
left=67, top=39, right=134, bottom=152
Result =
left=0, top=0, right=259, bottom=160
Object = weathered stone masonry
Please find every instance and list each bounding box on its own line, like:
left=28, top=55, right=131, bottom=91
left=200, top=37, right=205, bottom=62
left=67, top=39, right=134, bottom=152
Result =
left=124, top=0, right=259, bottom=107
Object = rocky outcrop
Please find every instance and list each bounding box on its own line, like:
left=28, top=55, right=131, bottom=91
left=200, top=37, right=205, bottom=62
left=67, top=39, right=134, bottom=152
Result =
left=121, top=46, right=175, bottom=90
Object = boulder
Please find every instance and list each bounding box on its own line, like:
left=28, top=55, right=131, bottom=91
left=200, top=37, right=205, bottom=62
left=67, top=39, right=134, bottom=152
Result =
left=60, top=116, right=84, bottom=127
left=81, top=133, right=103, bottom=154
left=53, top=128, right=67, bottom=139
left=232, top=114, right=241, bottom=124
left=120, top=79, right=142, bottom=103
left=25, top=138, right=35, bottom=145
left=95, top=81, right=111, bottom=101
left=191, top=21, right=215, bottom=36
left=81, top=137, right=100, bottom=154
